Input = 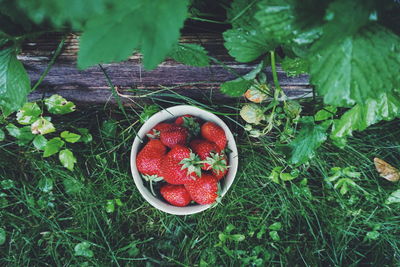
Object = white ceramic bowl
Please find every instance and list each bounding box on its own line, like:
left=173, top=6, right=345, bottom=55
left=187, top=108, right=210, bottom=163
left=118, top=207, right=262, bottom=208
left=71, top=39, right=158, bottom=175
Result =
left=130, top=105, right=239, bottom=215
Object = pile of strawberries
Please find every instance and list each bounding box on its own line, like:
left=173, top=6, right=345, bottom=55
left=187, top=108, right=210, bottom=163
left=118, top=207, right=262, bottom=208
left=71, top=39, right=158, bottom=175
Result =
left=136, top=115, right=229, bottom=207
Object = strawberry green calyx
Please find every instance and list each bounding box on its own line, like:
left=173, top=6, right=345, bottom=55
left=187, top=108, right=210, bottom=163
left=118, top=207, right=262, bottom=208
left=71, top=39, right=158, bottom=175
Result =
left=142, top=174, right=164, bottom=196
left=179, top=151, right=203, bottom=178
left=202, top=152, right=229, bottom=173
left=181, top=116, right=200, bottom=137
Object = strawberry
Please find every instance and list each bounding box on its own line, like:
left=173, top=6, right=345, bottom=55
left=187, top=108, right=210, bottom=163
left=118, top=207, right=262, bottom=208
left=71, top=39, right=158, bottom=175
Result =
left=201, top=122, right=227, bottom=151
left=160, top=184, right=192, bottom=207
left=190, top=139, right=220, bottom=170
left=147, top=123, right=172, bottom=139
left=175, top=115, right=193, bottom=125
left=212, top=168, right=228, bottom=180
left=161, top=145, right=201, bottom=185
left=136, top=139, right=167, bottom=176
left=160, top=125, right=188, bottom=148
left=184, top=174, right=219, bottom=205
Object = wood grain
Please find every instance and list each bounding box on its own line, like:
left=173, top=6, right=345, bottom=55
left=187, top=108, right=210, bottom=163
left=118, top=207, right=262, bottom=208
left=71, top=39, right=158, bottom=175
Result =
left=21, top=33, right=312, bottom=105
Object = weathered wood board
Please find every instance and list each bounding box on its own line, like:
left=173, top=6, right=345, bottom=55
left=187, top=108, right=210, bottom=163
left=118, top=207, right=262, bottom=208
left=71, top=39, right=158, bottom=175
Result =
left=21, top=33, right=312, bottom=105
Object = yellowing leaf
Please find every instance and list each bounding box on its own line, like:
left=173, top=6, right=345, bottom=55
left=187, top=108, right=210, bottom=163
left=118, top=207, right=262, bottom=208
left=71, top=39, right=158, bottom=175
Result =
left=374, top=158, right=400, bottom=182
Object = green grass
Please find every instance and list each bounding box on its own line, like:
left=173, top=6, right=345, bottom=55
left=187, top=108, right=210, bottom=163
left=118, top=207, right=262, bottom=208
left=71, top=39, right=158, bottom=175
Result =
left=0, top=100, right=399, bottom=266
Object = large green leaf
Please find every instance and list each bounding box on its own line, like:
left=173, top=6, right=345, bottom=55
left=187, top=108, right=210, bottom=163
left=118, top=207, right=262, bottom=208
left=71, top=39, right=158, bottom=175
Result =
left=310, top=24, right=400, bottom=106
left=59, top=149, right=77, bottom=171
left=330, top=92, right=400, bottom=147
left=78, top=0, right=189, bottom=70
left=0, top=47, right=31, bottom=117
left=17, top=0, right=111, bottom=28
left=283, top=117, right=330, bottom=165
left=169, top=44, right=210, bottom=67
left=43, top=137, right=64, bottom=157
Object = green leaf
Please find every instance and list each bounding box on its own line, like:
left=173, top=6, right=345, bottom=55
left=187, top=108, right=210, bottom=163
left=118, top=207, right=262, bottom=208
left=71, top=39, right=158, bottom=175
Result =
left=0, top=179, right=14, bottom=190
left=101, top=120, right=117, bottom=138
left=77, top=128, right=93, bottom=144
left=330, top=92, right=400, bottom=147
left=105, top=200, right=115, bottom=213
left=63, top=178, right=83, bottom=195
left=38, top=177, right=53, bottom=193
left=5, top=123, right=35, bottom=145
left=314, top=106, right=337, bottom=121
left=269, top=231, right=280, bottom=241
left=223, top=28, right=273, bottom=63
left=60, top=131, right=81, bottom=143
left=221, top=79, right=253, bottom=97
left=386, top=189, right=400, bottom=204
left=281, top=57, right=309, bottom=77
left=139, top=105, right=160, bottom=123
left=78, top=0, right=189, bottom=70
left=0, top=128, right=4, bottom=141
left=280, top=172, right=296, bottom=181
left=17, top=0, right=110, bottom=28
left=310, top=24, right=400, bottom=106
left=43, top=137, right=64, bottom=157
left=169, top=44, right=210, bottom=67
left=16, top=102, right=41, bottom=125
left=44, top=94, right=76, bottom=115
left=284, top=117, right=330, bottom=165
left=59, top=149, right=77, bottom=171
left=230, top=234, right=245, bottom=242
left=31, top=118, right=55, bottom=135
left=269, top=222, right=282, bottom=231
left=0, top=47, right=31, bottom=117
left=74, top=241, right=94, bottom=258
left=0, top=228, right=5, bottom=245
left=32, top=135, right=47, bottom=150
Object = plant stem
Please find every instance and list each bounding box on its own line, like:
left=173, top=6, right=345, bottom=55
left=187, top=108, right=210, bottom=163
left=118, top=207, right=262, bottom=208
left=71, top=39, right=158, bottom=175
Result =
left=270, top=51, right=282, bottom=94
left=31, top=35, right=66, bottom=92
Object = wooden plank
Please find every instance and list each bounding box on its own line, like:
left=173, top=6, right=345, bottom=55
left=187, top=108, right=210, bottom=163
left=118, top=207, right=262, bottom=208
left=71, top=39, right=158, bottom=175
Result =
left=21, top=33, right=312, bottom=104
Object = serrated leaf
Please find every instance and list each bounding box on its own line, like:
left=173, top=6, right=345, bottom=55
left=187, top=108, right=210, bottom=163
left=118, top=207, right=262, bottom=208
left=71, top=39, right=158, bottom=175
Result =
left=44, top=94, right=76, bottom=115
left=281, top=57, right=309, bottom=77
left=43, top=137, right=64, bottom=157
left=221, top=79, right=253, bottom=97
left=74, top=241, right=94, bottom=258
left=60, top=131, right=81, bottom=143
left=330, top=92, right=400, bottom=148
left=59, top=149, right=77, bottom=171
left=38, top=177, right=53, bottom=193
left=284, top=117, right=330, bottom=165
left=31, top=118, right=55, bottom=135
left=77, top=128, right=93, bottom=143
left=0, top=228, right=5, bottom=245
left=0, top=128, right=4, bottom=141
left=78, top=0, right=189, bottom=70
left=16, top=102, right=41, bottom=125
left=0, top=47, right=31, bottom=117
left=5, top=123, right=35, bottom=145
left=169, top=43, right=210, bottom=67
left=310, top=24, right=400, bottom=106
left=33, top=135, right=47, bottom=150
left=17, top=0, right=110, bottom=28
left=223, top=28, right=274, bottom=63
left=314, top=106, right=337, bottom=121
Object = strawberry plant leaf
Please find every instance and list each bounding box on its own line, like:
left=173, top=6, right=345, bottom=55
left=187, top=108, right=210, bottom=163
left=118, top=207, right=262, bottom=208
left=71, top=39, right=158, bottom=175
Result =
left=0, top=47, right=31, bottom=117
left=60, top=131, right=81, bottom=143
left=31, top=118, right=55, bottom=135
left=282, top=117, right=330, bottom=165
left=78, top=0, right=189, bottom=70
left=16, top=102, right=41, bottom=125
left=221, top=79, right=252, bottom=97
left=330, top=92, right=400, bottom=148
left=314, top=106, right=337, bottom=121
left=44, top=95, right=76, bottom=115
left=43, top=137, right=64, bottom=157
left=32, top=135, right=47, bottom=150
left=5, top=123, right=35, bottom=145
left=310, top=24, right=400, bottom=106
left=169, top=44, right=210, bottom=67
left=59, top=149, right=77, bottom=171
left=281, top=57, right=309, bottom=77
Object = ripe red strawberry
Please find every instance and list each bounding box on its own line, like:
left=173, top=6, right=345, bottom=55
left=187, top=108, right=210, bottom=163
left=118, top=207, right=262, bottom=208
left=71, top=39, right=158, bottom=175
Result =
left=184, top=174, right=219, bottom=205
left=147, top=123, right=172, bottom=139
left=161, top=145, right=201, bottom=184
left=175, top=115, right=193, bottom=125
left=160, top=184, right=192, bottom=207
left=212, top=168, right=228, bottom=180
left=160, top=126, right=188, bottom=148
left=201, top=122, right=227, bottom=151
left=136, top=139, right=167, bottom=176
left=190, top=139, right=220, bottom=170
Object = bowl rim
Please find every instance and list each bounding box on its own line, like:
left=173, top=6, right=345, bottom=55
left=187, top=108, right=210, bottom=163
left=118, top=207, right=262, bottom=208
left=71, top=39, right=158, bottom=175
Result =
left=130, top=105, right=238, bottom=215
